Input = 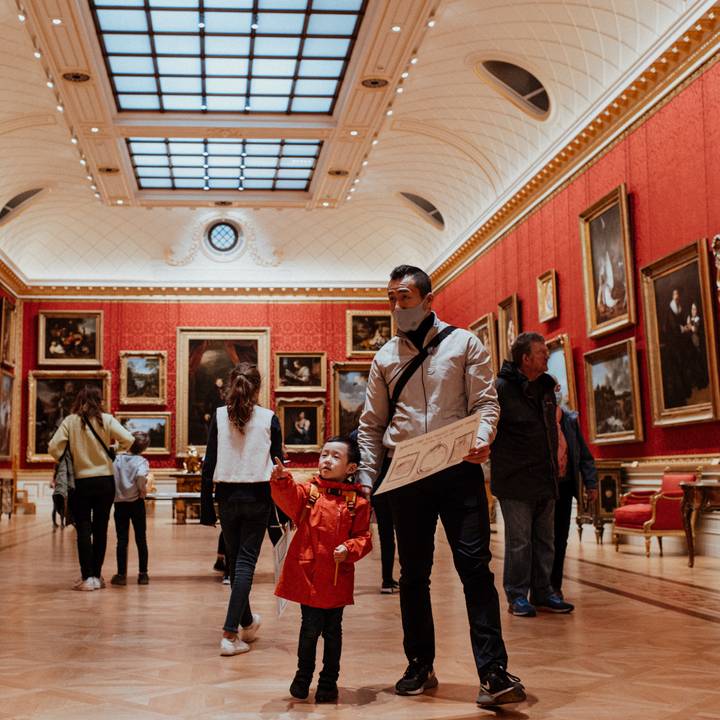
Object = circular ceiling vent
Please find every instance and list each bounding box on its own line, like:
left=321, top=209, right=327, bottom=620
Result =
left=328, top=169, right=349, bottom=177
left=361, top=77, right=389, bottom=89
left=63, top=72, right=91, bottom=83
left=98, top=166, right=119, bottom=174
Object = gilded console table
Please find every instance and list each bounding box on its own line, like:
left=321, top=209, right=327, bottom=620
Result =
left=681, top=481, right=720, bottom=567
left=169, top=472, right=201, bottom=524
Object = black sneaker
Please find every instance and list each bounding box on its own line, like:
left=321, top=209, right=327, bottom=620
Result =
left=290, top=673, right=311, bottom=700
left=535, top=593, right=574, bottom=613
left=314, top=681, right=339, bottom=703
left=213, top=558, right=226, bottom=573
left=477, top=666, right=526, bottom=706
left=394, top=661, right=438, bottom=695
left=380, top=579, right=399, bottom=594
left=138, top=572, right=149, bottom=585
left=110, top=574, right=126, bottom=586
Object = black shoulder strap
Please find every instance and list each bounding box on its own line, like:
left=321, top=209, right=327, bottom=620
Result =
left=387, top=325, right=457, bottom=420
left=83, top=416, right=114, bottom=461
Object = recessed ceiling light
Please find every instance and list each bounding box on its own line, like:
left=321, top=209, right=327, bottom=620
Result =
left=94, top=192, right=100, bottom=198
left=51, top=18, right=62, bottom=25
left=80, top=159, right=86, bottom=166
left=241, top=152, right=247, bottom=157
left=386, top=109, right=393, bottom=116
left=203, top=151, right=209, bottom=156
left=372, top=139, right=379, bottom=145
left=353, top=179, right=359, bottom=184
left=346, top=195, right=351, bottom=200
left=396, top=87, right=404, bottom=93
left=203, top=186, right=209, bottom=191
left=391, top=25, right=401, bottom=32
left=33, top=50, right=42, bottom=59
left=322, top=201, right=330, bottom=207
left=91, top=184, right=97, bottom=190
left=198, top=21, right=205, bottom=28
left=349, top=130, right=358, bottom=136
left=71, top=137, right=78, bottom=144
left=203, top=175, right=209, bottom=180
left=427, top=19, right=436, bottom=28
left=56, top=104, right=63, bottom=112
left=362, top=160, right=368, bottom=166
left=350, top=188, right=356, bottom=193
left=200, top=104, right=207, bottom=110
left=244, top=104, right=251, bottom=110
left=86, top=175, right=92, bottom=181
left=116, top=199, right=124, bottom=205
left=18, top=13, right=26, bottom=22
left=203, top=163, right=209, bottom=169
left=238, top=186, right=244, bottom=191
left=410, top=57, right=418, bottom=64
left=46, top=80, right=54, bottom=88
left=91, top=126, right=99, bottom=133
left=251, top=22, right=259, bottom=30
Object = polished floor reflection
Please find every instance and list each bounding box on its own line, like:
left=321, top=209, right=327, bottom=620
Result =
left=1, top=503, right=719, bottom=719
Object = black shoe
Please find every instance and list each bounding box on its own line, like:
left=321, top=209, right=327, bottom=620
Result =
left=314, top=682, right=339, bottom=703
left=395, top=661, right=438, bottom=695
left=110, top=574, right=126, bottom=586
left=213, top=558, right=226, bottom=573
left=380, top=579, right=399, bottom=594
left=138, top=572, right=149, bottom=585
left=535, top=592, right=574, bottom=613
left=477, top=666, right=526, bottom=706
left=290, top=673, right=311, bottom=700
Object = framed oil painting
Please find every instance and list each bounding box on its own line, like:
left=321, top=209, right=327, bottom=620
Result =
left=275, top=352, right=326, bottom=392
left=640, top=238, right=720, bottom=427
left=583, top=338, right=643, bottom=445
left=469, top=313, right=498, bottom=374
left=116, top=412, right=172, bottom=455
left=176, top=328, right=270, bottom=456
left=38, top=310, right=103, bottom=366
left=497, top=294, right=520, bottom=365
left=346, top=311, right=395, bottom=357
left=1, top=298, right=16, bottom=369
left=27, top=370, right=111, bottom=462
left=537, top=269, right=558, bottom=322
left=579, top=184, right=636, bottom=337
left=332, top=361, right=371, bottom=436
left=0, top=370, right=13, bottom=460
left=119, top=351, right=167, bottom=405
left=276, top=397, right=325, bottom=453
left=547, top=333, right=577, bottom=411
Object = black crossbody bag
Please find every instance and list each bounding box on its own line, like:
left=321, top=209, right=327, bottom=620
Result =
left=83, top=416, right=116, bottom=462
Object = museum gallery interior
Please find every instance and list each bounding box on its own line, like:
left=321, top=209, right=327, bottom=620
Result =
left=1, top=0, right=720, bottom=717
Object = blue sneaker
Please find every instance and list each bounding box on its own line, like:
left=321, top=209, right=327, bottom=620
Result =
left=508, top=598, right=536, bottom=617
left=536, top=593, right=574, bottom=613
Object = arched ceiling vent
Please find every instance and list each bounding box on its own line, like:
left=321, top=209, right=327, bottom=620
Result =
left=0, top=188, right=44, bottom=224
left=476, top=60, right=550, bottom=119
left=400, top=192, right=445, bottom=229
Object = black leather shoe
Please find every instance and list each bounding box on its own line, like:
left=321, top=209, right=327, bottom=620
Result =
left=314, top=682, right=338, bottom=703
left=395, top=661, right=438, bottom=695
left=290, top=673, right=311, bottom=700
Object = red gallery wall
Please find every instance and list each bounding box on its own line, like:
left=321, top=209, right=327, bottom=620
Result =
left=434, top=59, right=720, bottom=460
left=21, top=299, right=383, bottom=471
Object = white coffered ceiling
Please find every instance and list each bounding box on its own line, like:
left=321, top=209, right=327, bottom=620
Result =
left=0, top=0, right=715, bottom=291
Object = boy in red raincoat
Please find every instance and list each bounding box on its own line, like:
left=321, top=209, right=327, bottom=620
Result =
left=270, top=435, right=372, bottom=703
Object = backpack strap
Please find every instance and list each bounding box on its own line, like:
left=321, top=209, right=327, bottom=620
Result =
left=299, top=481, right=321, bottom=524
left=83, top=416, right=115, bottom=462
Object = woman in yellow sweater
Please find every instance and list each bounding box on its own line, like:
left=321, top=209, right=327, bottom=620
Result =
left=49, top=386, right=134, bottom=591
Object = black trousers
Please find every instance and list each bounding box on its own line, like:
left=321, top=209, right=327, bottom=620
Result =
left=114, top=499, right=148, bottom=575
left=297, top=605, right=344, bottom=685
left=71, top=476, right=115, bottom=580
left=372, top=493, right=396, bottom=585
left=551, top=479, right=575, bottom=592
left=388, top=462, right=508, bottom=678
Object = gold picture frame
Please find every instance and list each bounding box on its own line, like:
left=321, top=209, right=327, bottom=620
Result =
left=276, top=396, right=325, bottom=453
left=27, top=370, right=111, bottom=462
left=1, top=298, right=16, bottom=369
left=331, top=361, right=372, bottom=436
left=469, top=312, right=498, bottom=374
left=274, top=352, right=327, bottom=392
left=346, top=310, right=395, bottom=357
left=176, top=327, right=270, bottom=456
left=0, top=369, right=13, bottom=460
left=640, top=238, right=720, bottom=427
left=537, top=269, right=558, bottom=322
left=583, top=338, right=643, bottom=445
left=119, top=351, right=168, bottom=405
left=579, top=184, right=636, bottom=338
left=547, top=333, right=577, bottom=412
left=497, top=294, right=520, bottom=365
left=37, top=310, right=104, bottom=366
left=116, top=412, right=172, bottom=455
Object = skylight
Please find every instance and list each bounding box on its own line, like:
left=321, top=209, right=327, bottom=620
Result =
left=127, top=137, right=321, bottom=190
left=90, top=0, right=367, bottom=114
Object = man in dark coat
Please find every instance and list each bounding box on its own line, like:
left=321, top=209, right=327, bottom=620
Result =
left=492, top=332, right=573, bottom=617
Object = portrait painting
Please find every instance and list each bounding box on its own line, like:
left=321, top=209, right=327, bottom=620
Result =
left=0, top=371, right=13, bottom=460
left=497, top=294, right=520, bottom=364
left=276, top=397, right=324, bottom=453
left=469, top=313, right=498, bottom=374
left=119, top=351, right=167, bottom=405
left=537, top=269, right=558, bottom=322
left=176, top=328, right=270, bottom=455
left=332, top=361, right=371, bottom=436
left=579, top=184, right=636, bottom=337
left=346, top=311, right=395, bottom=357
left=640, top=239, right=720, bottom=426
left=27, top=370, right=111, bottom=462
left=275, top=352, right=326, bottom=392
left=38, top=310, right=103, bottom=366
left=117, top=412, right=171, bottom=455
left=547, top=333, right=577, bottom=411
left=583, top=338, right=643, bottom=445
left=1, top=298, right=16, bottom=368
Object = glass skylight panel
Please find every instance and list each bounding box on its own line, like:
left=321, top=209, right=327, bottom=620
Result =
left=128, top=137, right=321, bottom=191
left=91, top=1, right=366, bottom=113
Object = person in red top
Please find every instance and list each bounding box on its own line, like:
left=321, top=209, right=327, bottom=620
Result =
left=270, top=435, right=372, bottom=704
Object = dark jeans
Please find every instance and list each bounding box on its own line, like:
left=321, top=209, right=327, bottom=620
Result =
left=388, top=462, right=508, bottom=678
left=499, top=496, right=555, bottom=603
left=114, top=499, right=148, bottom=575
left=219, top=498, right=271, bottom=633
left=71, top=476, right=115, bottom=580
left=296, top=605, right=344, bottom=685
left=551, top=480, right=574, bottom=592
left=372, top=493, right=396, bottom=585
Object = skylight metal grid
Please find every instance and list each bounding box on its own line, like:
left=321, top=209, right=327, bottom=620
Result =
left=90, top=1, right=367, bottom=114
left=128, top=137, right=321, bottom=190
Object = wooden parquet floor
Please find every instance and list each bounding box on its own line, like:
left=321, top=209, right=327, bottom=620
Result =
left=1, top=504, right=719, bottom=720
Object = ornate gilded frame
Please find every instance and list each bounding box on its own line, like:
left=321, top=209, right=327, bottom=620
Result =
left=119, top=350, right=168, bottom=405
left=37, top=310, right=104, bottom=366
left=331, top=361, right=371, bottom=436
left=469, top=312, right=498, bottom=374
left=115, top=411, right=172, bottom=455
left=547, top=333, right=577, bottom=412
left=640, top=238, right=720, bottom=427
left=0, top=369, right=13, bottom=460
left=497, top=294, right=520, bottom=364
left=274, top=351, right=327, bottom=392
left=536, top=269, right=558, bottom=322
left=1, top=297, right=16, bottom=369
left=346, top=310, right=395, bottom=358
left=275, top=396, right=325, bottom=453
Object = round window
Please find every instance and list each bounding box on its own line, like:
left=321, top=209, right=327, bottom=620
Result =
left=206, top=221, right=239, bottom=252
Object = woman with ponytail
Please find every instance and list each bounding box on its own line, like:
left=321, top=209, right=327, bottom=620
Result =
left=200, top=362, right=284, bottom=656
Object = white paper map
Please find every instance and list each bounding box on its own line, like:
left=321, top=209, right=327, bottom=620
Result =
left=374, top=415, right=481, bottom=495
left=273, top=525, right=295, bottom=617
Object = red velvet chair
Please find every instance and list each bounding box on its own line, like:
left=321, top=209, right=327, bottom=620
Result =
left=612, top=472, right=698, bottom=557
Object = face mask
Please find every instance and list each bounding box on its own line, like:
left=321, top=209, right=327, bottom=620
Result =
left=393, top=299, right=430, bottom=333
left=555, top=391, right=563, bottom=406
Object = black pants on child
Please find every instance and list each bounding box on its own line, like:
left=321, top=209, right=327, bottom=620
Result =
left=297, top=605, right=344, bottom=686
left=114, top=498, right=148, bottom=575
left=71, top=476, right=115, bottom=580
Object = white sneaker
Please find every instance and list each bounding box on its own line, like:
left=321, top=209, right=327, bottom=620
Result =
left=220, top=637, right=250, bottom=656
left=73, top=578, right=96, bottom=591
left=241, top=613, right=261, bottom=643
left=92, top=577, right=106, bottom=589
